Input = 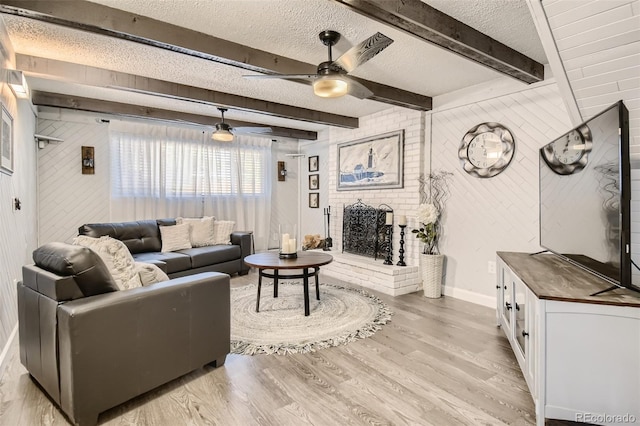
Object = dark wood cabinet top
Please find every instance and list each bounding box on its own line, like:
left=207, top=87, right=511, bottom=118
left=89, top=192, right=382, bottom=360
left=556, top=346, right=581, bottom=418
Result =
left=497, top=252, right=640, bottom=308
left=244, top=251, right=333, bottom=269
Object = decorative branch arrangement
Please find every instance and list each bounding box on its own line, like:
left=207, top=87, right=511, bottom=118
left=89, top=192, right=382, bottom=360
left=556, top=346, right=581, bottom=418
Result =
left=413, top=170, right=452, bottom=255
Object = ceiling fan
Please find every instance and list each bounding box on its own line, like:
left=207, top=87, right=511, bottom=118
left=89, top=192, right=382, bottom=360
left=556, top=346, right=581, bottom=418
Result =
left=211, top=107, right=272, bottom=142
left=243, top=30, right=393, bottom=99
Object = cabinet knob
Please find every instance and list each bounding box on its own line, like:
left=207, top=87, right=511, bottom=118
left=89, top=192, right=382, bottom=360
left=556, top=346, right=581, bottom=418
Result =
left=496, top=285, right=501, bottom=289
left=522, top=330, right=529, bottom=338
left=506, top=302, right=512, bottom=310
left=515, top=303, right=520, bottom=311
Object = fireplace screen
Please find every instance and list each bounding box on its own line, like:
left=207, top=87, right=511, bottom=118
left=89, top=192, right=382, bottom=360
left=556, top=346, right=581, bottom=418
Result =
left=342, top=200, right=392, bottom=260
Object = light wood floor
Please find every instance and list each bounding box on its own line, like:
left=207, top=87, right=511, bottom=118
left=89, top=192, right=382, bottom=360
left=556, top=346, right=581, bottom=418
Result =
left=0, top=272, right=545, bottom=426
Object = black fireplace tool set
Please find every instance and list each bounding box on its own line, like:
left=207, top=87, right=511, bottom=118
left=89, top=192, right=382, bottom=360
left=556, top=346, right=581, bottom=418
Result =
left=323, top=206, right=332, bottom=251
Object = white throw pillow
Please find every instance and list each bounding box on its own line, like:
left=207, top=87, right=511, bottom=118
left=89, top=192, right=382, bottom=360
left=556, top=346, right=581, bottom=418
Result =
left=213, top=220, right=236, bottom=245
left=134, top=261, right=170, bottom=286
left=160, top=223, right=192, bottom=252
left=176, top=216, right=216, bottom=247
left=73, top=235, right=143, bottom=290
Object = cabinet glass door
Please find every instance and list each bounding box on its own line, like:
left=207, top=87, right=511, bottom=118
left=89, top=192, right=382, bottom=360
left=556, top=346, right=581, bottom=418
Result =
left=503, top=276, right=512, bottom=329
left=514, top=280, right=526, bottom=354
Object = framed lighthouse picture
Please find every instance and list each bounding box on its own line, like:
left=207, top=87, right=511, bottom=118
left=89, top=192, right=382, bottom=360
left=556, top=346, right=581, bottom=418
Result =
left=336, top=130, right=404, bottom=191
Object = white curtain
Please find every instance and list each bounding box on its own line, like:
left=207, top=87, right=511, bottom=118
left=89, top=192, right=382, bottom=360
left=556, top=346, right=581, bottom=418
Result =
left=109, top=120, right=273, bottom=251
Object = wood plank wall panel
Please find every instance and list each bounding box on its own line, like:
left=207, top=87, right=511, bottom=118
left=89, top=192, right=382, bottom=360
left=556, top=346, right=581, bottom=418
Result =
left=270, top=139, right=303, bottom=250
left=430, top=83, right=571, bottom=298
left=0, top=101, right=37, bottom=377
left=37, top=118, right=110, bottom=244
left=0, top=18, right=38, bottom=377
left=36, top=112, right=301, bottom=253
left=544, top=0, right=640, bottom=285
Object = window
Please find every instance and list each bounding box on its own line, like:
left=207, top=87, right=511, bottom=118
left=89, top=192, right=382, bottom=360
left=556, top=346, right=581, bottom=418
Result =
left=112, top=130, right=266, bottom=198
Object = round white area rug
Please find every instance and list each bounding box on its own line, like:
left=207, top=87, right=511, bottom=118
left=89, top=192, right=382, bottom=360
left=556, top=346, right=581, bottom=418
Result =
left=230, top=282, right=392, bottom=355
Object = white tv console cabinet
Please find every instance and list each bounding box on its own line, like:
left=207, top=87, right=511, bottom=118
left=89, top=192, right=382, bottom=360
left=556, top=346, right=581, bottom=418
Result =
left=496, top=252, right=640, bottom=426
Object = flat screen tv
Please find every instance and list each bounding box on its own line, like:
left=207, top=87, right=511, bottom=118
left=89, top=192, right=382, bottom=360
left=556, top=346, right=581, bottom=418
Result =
left=539, top=100, right=638, bottom=294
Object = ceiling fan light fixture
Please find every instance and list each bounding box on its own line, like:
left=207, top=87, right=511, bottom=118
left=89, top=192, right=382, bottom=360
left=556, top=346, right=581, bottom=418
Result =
left=313, top=77, right=348, bottom=98
left=212, top=123, right=234, bottom=142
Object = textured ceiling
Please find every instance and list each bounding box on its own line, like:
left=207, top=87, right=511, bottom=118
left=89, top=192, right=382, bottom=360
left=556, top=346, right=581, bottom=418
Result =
left=1, top=0, right=547, bottom=133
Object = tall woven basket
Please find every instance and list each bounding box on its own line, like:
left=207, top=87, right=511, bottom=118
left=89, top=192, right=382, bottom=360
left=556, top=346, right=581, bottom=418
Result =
left=420, top=254, right=444, bottom=298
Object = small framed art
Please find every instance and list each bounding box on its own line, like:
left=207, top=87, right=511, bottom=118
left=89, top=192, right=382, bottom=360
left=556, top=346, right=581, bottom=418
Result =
left=82, top=146, right=95, bottom=174
left=309, top=192, right=319, bottom=208
left=309, top=174, right=319, bottom=190
left=308, top=155, right=319, bottom=172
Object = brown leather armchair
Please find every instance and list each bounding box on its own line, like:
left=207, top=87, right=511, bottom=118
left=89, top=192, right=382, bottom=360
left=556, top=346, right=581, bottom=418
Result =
left=18, top=242, right=230, bottom=426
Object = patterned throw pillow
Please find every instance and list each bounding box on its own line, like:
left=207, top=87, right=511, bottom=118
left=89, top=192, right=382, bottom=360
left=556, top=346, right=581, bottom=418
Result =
left=72, top=235, right=143, bottom=290
left=159, top=223, right=192, bottom=252
left=134, top=261, right=170, bottom=286
left=213, top=220, right=236, bottom=245
left=176, top=216, right=216, bottom=247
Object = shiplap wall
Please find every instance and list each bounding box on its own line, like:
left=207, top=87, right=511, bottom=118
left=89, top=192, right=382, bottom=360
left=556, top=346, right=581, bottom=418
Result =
left=37, top=114, right=110, bottom=244
left=0, top=22, right=38, bottom=374
left=270, top=138, right=302, bottom=249
left=430, top=82, right=572, bottom=300
left=36, top=109, right=299, bottom=250
left=543, top=0, right=640, bottom=285
left=0, top=100, right=37, bottom=377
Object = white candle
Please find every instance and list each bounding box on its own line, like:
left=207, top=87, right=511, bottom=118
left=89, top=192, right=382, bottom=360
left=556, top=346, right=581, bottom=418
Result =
left=385, top=212, right=393, bottom=225
left=290, top=238, right=296, bottom=253
left=398, top=215, right=407, bottom=226
left=281, top=233, right=290, bottom=251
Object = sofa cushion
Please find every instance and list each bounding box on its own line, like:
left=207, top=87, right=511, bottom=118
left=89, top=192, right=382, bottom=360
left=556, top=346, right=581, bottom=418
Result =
left=213, top=220, right=236, bottom=245
left=176, top=216, right=216, bottom=247
left=79, top=220, right=164, bottom=254
left=132, top=251, right=192, bottom=274
left=178, top=245, right=241, bottom=269
left=160, top=223, right=192, bottom=252
left=33, top=242, right=119, bottom=297
left=73, top=235, right=143, bottom=290
left=134, top=262, right=170, bottom=286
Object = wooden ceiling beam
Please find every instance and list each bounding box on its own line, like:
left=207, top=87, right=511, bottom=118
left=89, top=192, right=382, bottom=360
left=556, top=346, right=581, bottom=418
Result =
left=331, top=0, right=544, bottom=84
left=1, top=1, right=432, bottom=110
left=32, top=91, right=318, bottom=140
left=17, top=55, right=358, bottom=129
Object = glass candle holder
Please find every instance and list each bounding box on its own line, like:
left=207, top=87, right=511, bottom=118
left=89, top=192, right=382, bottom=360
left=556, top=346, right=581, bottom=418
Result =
left=279, top=224, right=298, bottom=258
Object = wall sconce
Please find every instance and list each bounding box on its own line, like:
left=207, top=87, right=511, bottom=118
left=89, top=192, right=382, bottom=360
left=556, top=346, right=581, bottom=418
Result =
left=7, top=70, right=29, bottom=99
left=82, top=146, right=95, bottom=174
left=278, top=161, right=287, bottom=181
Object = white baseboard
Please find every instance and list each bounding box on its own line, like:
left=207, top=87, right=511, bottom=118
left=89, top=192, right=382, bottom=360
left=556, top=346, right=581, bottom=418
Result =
left=0, top=324, right=18, bottom=379
left=444, top=286, right=496, bottom=308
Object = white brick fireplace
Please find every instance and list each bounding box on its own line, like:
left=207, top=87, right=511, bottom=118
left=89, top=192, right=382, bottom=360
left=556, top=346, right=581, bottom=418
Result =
left=319, top=106, right=426, bottom=296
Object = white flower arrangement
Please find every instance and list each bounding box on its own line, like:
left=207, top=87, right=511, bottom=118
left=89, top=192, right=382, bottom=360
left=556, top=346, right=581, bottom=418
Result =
left=417, top=203, right=438, bottom=225
left=413, top=203, right=439, bottom=255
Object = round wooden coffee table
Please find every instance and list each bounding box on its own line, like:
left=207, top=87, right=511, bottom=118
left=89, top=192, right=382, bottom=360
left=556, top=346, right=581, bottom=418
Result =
left=244, top=251, right=333, bottom=316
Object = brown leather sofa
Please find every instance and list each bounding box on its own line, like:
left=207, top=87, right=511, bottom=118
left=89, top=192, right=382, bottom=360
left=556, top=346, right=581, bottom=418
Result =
left=78, top=219, right=252, bottom=277
left=18, top=242, right=230, bottom=426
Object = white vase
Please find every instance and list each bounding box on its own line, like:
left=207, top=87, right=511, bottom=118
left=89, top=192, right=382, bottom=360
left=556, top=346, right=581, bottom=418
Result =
left=420, top=254, right=444, bottom=298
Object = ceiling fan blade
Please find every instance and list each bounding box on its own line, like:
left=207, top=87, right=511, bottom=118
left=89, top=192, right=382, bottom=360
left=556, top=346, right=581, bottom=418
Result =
left=346, top=78, right=374, bottom=99
left=333, top=32, right=393, bottom=73
left=232, top=126, right=273, bottom=134
left=243, top=74, right=318, bottom=80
